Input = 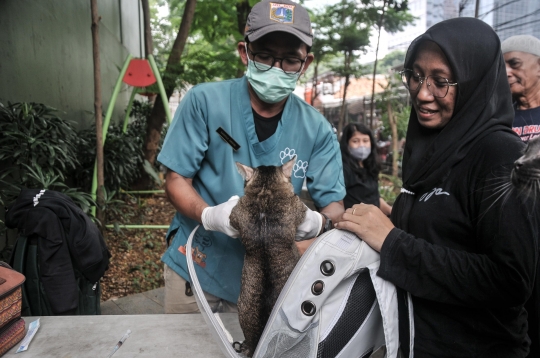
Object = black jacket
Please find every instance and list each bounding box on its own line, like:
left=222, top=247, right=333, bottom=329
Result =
left=342, top=163, right=380, bottom=209
left=380, top=132, right=538, bottom=357
left=387, top=18, right=538, bottom=357
left=6, top=189, right=110, bottom=314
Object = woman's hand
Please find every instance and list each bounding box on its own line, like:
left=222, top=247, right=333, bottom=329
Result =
left=295, top=237, right=317, bottom=255
left=334, top=204, right=395, bottom=252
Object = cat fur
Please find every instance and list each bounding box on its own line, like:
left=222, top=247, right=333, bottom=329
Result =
left=229, top=156, right=307, bottom=357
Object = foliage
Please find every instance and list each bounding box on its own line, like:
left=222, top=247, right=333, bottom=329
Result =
left=378, top=72, right=410, bottom=140
left=364, top=50, right=406, bottom=75
left=95, top=187, right=134, bottom=227
left=0, top=102, right=90, bottom=209
left=150, top=0, right=253, bottom=89
left=74, top=106, right=148, bottom=192
left=379, top=173, right=402, bottom=205
left=380, top=104, right=410, bottom=140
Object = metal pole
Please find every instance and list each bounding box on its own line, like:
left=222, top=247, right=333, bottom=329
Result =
left=91, top=54, right=132, bottom=216
left=105, top=224, right=170, bottom=229
left=475, top=0, right=480, bottom=18
left=120, top=189, right=165, bottom=194
left=148, top=54, right=173, bottom=124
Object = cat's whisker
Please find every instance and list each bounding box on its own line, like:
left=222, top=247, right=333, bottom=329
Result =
left=481, top=182, right=512, bottom=203
left=477, top=185, right=512, bottom=222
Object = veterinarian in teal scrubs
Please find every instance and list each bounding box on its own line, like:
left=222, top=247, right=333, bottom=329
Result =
left=158, top=0, right=345, bottom=314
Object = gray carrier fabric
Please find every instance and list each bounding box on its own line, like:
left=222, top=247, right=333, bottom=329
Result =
left=186, top=226, right=401, bottom=358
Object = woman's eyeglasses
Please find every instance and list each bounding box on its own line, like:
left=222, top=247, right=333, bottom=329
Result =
left=400, top=69, right=457, bottom=98
left=246, top=47, right=306, bottom=75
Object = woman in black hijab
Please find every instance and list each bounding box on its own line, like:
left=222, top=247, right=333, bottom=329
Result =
left=335, top=18, right=539, bottom=357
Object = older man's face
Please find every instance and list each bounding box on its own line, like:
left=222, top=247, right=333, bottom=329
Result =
left=504, top=51, right=540, bottom=98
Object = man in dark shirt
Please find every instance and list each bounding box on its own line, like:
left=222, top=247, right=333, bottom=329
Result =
left=502, top=34, right=540, bottom=358
left=502, top=35, right=540, bottom=143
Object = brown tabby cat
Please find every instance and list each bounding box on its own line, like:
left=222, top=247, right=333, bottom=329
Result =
left=230, top=156, right=307, bottom=357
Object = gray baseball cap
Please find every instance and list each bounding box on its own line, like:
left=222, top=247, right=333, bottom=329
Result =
left=244, top=0, right=313, bottom=47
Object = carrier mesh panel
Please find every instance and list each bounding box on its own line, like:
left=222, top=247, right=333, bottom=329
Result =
left=262, top=329, right=313, bottom=358
left=317, top=270, right=376, bottom=358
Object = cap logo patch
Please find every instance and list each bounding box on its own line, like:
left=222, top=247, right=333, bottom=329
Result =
left=269, top=3, right=294, bottom=24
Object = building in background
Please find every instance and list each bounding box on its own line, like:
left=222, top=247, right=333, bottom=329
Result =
left=490, top=0, right=539, bottom=41
left=388, top=0, right=539, bottom=50
left=0, top=0, right=145, bottom=129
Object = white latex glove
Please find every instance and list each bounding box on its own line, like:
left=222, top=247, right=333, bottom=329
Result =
left=295, top=206, right=323, bottom=241
left=201, top=196, right=240, bottom=238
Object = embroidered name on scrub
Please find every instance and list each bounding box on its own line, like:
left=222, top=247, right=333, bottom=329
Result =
left=419, top=188, right=449, bottom=202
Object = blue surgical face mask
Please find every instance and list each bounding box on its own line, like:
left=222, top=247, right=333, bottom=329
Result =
left=245, top=47, right=302, bottom=103
left=349, top=146, right=371, bottom=161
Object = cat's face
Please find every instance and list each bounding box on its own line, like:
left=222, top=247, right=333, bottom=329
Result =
left=512, top=136, right=540, bottom=196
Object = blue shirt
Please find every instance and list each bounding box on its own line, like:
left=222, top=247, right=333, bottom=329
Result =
left=157, top=76, right=345, bottom=303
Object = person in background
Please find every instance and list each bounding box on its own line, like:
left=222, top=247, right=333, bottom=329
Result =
left=335, top=18, right=538, bottom=357
left=502, top=34, right=540, bottom=358
left=501, top=35, right=540, bottom=142
left=340, top=123, right=392, bottom=215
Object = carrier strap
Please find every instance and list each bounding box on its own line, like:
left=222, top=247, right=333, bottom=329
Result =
left=186, top=225, right=243, bottom=358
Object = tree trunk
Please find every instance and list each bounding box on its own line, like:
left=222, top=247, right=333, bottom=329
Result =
left=338, top=52, right=351, bottom=136
left=369, top=0, right=388, bottom=130
left=90, top=0, right=105, bottom=228
left=141, top=0, right=153, bottom=57
left=311, top=60, right=320, bottom=104
left=387, top=101, right=399, bottom=177
left=134, top=0, right=197, bottom=189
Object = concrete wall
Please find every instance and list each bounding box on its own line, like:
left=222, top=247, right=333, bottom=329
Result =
left=0, top=0, right=144, bottom=129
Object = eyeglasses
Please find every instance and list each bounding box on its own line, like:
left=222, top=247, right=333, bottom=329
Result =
left=246, top=46, right=306, bottom=75
left=400, top=69, right=457, bottom=98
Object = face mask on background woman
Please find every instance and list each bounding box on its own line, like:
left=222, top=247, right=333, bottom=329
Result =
left=349, top=146, right=371, bottom=161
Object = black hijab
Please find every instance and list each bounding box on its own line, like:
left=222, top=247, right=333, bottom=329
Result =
left=392, top=18, right=515, bottom=231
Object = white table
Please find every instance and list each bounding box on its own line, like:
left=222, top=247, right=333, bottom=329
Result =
left=5, top=314, right=244, bottom=357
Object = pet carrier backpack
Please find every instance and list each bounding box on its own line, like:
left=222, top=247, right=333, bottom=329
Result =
left=187, top=226, right=409, bottom=358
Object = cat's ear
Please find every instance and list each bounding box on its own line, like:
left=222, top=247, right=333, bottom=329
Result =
left=282, top=155, right=296, bottom=178
left=236, top=162, right=254, bottom=181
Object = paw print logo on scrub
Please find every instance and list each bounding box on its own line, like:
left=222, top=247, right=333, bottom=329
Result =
left=293, top=160, right=308, bottom=178
left=280, top=147, right=296, bottom=164
left=280, top=147, right=308, bottom=179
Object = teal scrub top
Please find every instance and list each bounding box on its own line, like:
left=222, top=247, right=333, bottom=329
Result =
left=158, top=76, right=345, bottom=303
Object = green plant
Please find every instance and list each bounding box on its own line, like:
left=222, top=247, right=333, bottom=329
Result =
left=95, top=187, right=133, bottom=227
left=379, top=173, right=402, bottom=205
left=75, top=123, right=144, bottom=191
left=74, top=100, right=167, bottom=191
left=0, top=102, right=90, bottom=209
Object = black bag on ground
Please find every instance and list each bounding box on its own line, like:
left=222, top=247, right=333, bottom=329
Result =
left=10, top=234, right=102, bottom=316
left=5, top=189, right=110, bottom=315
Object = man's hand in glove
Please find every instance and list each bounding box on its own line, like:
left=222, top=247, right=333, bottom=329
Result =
left=201, top=196, right=240, bottom=238
left=295, top=206, right=323, bottom=242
